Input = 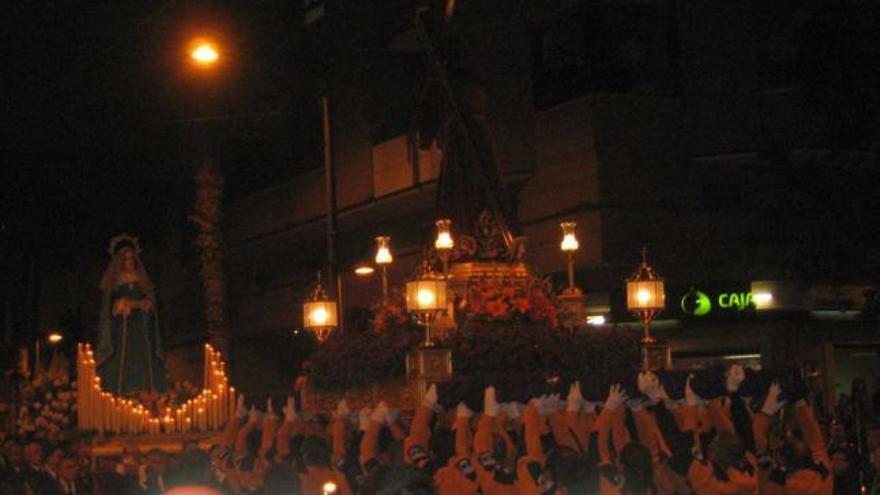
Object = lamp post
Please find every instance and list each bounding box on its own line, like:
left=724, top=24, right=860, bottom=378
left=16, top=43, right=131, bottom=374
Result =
left=47, top=331, right=63, bottom=345
left=434, top=219, right=454, bottom=276
left=557, top=221, right=588, bottom=328
left=405, top=261, right=448, bottom=347
left=405, top=259, right=452, bottom=389
left=626, top=248, right=667, bottom=369
left=303, top=272, right=338, bottom=343
left=183, top=35, right=232, bottom=356
left=559, top=221, right=579, bottom=292
left=189, top=40, right=220, bottom=67
left=374, top=236, right=393, bottom=301
left=34, top=330, right=64, bottom=378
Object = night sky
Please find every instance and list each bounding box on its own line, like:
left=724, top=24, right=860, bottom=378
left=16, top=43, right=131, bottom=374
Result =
left=3, top=2, right=324, bottom=267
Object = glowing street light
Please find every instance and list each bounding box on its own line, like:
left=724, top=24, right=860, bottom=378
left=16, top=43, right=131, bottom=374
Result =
left=354, top=264, right=375, bottom=276
left=626, top=248, right=666, bottom=369
left=375, top=236, right=392, bottom=301
left=47, top=331, right=64, bottom=345
left=303, top=272, right=338, bottom=343
left=434, top=219, right=454, bottom=276
left=559, top=221, right=579, bottom=292
left=406, top=260, right=448, bottom=347
left=190, top=40, right=219, bottom=67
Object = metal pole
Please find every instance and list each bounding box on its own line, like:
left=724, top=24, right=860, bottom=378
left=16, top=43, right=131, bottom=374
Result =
left=322, top=95, right=339, bottom=304
left=567, top=252, right=575, bottom=291
left=642, top=317, right=654, bottom=343
left=381, top=265, right=389, bottom=302
left=336, top=271, right=344, bottom=336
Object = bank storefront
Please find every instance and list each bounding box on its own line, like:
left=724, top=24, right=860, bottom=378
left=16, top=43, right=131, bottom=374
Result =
left=591, top=280, right=879, bottom=411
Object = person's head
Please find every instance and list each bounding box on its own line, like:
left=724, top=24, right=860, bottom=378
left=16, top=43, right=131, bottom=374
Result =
left=182, top=439, right=201, bottom=454
left=0, top=478, right=34, bottom=495
left=165, top=451, right=212, bottom=489
left=120, top=248, right=137, bottom=272
left=619, top=443, right=655, bottom=494
left=708, top=431, right=747, bottom=471
left=780, top=432, right=812, bottom=470
left=360, top=464, right=435, bottom=495
left=867, top=424, right=880, bottom=450
left=3, top=439, right=25, bottom=467
left=59, top=456, right=79, bottom=482
left=870, top=444, right=880, bottom=471
left=852, top=378, right=867, bottom=395
left=24, top=441, right=43, bottom=467
left=301, top=436, right=331, bottom=468
left=46, top=446, right=65, bottom=471
left=829, top=448, right=854, bottom=476
left=261, top=463, right=302, bottom=495
left=146, top=449, right=167, bottom=475
left=163, top=488, right=224, bottom=495
left=830, top=421, right=847, bottom=443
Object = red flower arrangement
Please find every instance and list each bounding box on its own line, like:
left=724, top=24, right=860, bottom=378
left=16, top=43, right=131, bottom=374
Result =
left=466, top=277, right=559, bottom=327
left=372, top=292, right=411, bottom=333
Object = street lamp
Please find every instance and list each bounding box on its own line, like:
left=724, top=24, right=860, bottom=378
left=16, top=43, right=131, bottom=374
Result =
left=626, top=248, right=667, bottom=369
left=405, top=261, right=448, bottom=347
left=189, top=39, right=220, bottom=68
left=303, top=272, right=338, bottom=343
left=375, top=236, right=392, bottom=301
left=354, top=263, right=375, bottom=276
left=434, top=219, right=454, bottom=276
left=34, top=330, right=65, bottom=378
left=560, top=221, right=579, bottom=292
left=405, top=260, right=453, bottom=386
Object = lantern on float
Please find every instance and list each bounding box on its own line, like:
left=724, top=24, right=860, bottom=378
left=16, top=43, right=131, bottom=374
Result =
left=625, top=248, right=668, bottom=369
left=434, top=219, right=454, bottom=276
left=405, top=259, right=452, bottom=384
left=303, top=272, right=338, bottom=343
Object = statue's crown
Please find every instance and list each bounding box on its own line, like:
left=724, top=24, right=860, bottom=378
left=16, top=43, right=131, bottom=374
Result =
left=107, top=233, right=142, bottom=257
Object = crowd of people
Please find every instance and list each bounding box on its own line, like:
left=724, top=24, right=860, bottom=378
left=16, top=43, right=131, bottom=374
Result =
left=2, top=366, right=880, bottom=495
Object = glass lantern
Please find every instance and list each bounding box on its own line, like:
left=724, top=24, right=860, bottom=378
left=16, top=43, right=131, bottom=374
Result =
left=302, top=272, right=338, bottom=343
left=405, top=261, right=448, bottom=347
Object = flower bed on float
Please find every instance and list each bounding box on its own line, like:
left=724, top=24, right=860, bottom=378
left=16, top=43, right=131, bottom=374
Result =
left=306, top=276, right=642, bottom=407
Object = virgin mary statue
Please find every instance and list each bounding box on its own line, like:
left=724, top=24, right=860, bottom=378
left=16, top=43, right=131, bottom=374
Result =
left=96, top=234, right=168, bottom=394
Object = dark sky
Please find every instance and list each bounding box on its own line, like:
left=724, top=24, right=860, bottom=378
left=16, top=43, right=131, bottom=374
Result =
left=2, top=2, right=323, bottom=267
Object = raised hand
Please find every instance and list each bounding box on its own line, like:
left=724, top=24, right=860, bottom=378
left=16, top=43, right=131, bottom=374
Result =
left=423, top=384, right=438, bottom=410
left=761, top=382, right=785, bottom=416
left=484, top=386, right=500, bottom=417
left=282, top=396, right=297, bottom=423
left=372, top=401, right=390, bottom=424
left=566, top=381, right=584, bottom=412
left=503, top=402, right=522, bottom=420
left=605, top=384, right=627, bottom=411
left=248, top=405, right=261, bottom=425
left=235, top=395, right=247, bottom=419
left=684, top=374, right=701, bottom=406
left=358, top=407, right=372, bottom=431
left=626, top=397, right=644, bottom=411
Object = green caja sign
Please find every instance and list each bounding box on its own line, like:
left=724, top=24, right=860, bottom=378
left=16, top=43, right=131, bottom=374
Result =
left=680, top=289, right=754, bottom=316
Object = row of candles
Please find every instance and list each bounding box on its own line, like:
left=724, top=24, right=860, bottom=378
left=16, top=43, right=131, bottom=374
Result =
left=76, top=343, right=236, bottom=435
